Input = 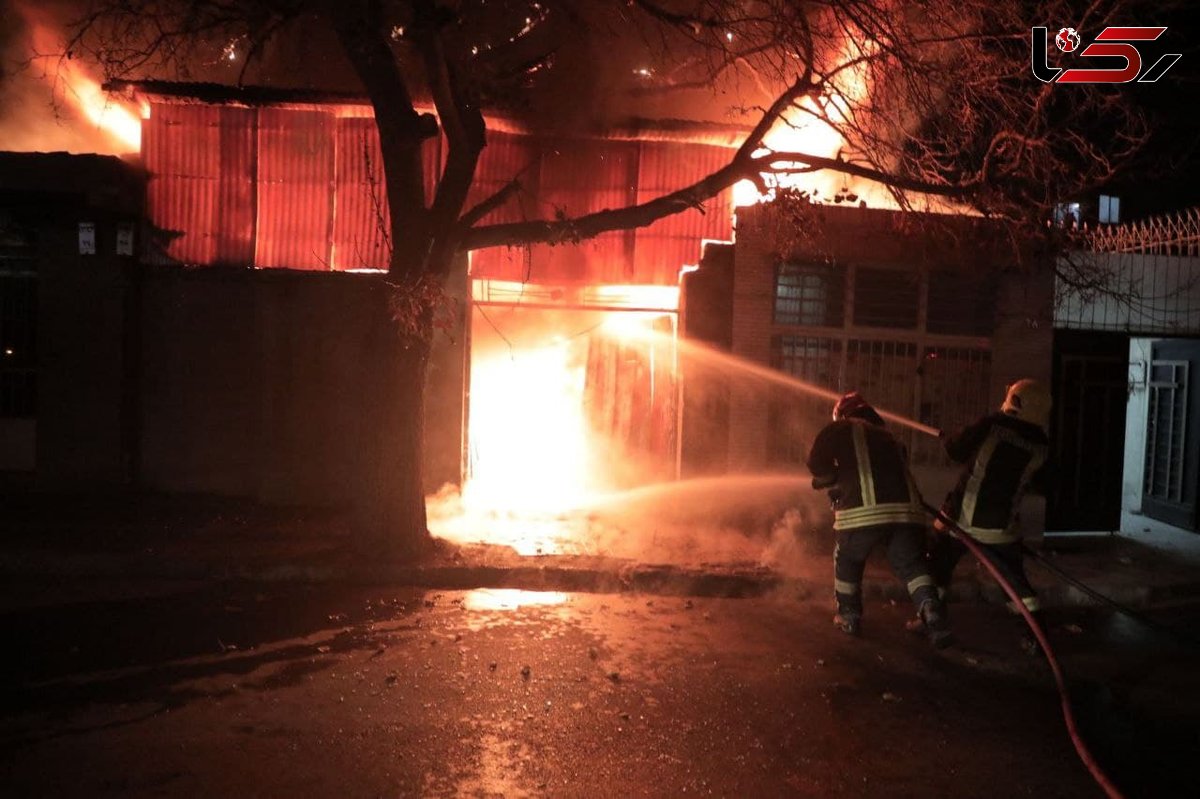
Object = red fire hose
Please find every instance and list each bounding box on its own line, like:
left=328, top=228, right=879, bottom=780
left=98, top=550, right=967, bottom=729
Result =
left=920, top=501, right=1125, bottom=799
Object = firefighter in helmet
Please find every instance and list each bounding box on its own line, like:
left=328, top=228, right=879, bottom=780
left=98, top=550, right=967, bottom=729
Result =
left=807, top=391, right=953, bottom=648
left=919, top=379, right=1051, bottom=641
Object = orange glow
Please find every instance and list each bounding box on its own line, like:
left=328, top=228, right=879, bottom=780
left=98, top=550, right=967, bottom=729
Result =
left=428, top=286, right=680, bottom=556
left=464, top=331, right=595, bottom=515
left=461, top=589, right=568, bottom=611
left=733, top=37, right=885, bottom=208
left=22, top=6, right=143, bottom=153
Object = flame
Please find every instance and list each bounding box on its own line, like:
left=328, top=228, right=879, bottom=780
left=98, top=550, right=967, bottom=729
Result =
left=464, top=332, right=595, bottom=516
left=733, top=36, right=886, bottom=208
left=429, top=286, right=679, bottom=556
left=21, top=7, right=143, bottom=153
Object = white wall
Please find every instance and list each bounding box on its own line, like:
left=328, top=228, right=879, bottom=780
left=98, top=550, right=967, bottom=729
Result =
left=1055, top=252, right=1200, bottom=333
left=1119, top=337, right=1198, bottom=543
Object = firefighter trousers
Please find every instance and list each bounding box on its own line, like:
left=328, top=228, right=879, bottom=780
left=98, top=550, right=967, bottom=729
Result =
left=833, top=523, right=939, bottom=619
left=928, top=530, right=1040, bottom=613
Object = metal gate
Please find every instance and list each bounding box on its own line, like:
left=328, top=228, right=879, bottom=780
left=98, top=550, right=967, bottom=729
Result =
left=1047, top=331, right=1129, bottom=532
left=1142, top=339, right=1200, bottom=532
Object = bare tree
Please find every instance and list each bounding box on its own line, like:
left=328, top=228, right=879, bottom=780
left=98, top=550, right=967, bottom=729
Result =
left=52, top=0, right=1160, bottom=554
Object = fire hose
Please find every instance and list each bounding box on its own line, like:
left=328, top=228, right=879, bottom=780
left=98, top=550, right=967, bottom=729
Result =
left=919, top=501, right=1125, bottom=799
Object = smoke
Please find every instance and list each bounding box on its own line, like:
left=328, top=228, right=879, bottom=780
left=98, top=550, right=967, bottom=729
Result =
left=428, top=472, right=833, bottom=574
left=0, top=0, right=134, bottom=154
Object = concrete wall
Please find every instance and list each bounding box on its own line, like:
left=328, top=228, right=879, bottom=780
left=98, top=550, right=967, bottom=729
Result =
left=136, top=266, right=467, bottom=507
left=1122, top=337, right=1153, bottom=525
left=725, top=203, right=1053, bottom=523
left=35, top=214, right=137, bottom=487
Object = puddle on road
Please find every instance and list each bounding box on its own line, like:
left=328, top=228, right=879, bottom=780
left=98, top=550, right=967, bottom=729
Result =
left=461, top=589, right=569, bottom=612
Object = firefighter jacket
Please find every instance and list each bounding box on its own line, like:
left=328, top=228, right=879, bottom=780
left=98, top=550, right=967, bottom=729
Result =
left=806, top=419, right=925, bottom=531
left=942, top=413, right=1049, bottom=544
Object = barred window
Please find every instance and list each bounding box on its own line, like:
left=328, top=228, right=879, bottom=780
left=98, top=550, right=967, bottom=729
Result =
left=852, top=267, right=919, bottom=329
left=774, top=262, right=843, bottom=327
left=769, top=336, right=842, bottom=464
left=912, top=346, right=992, bottom=464
left=927, top=270, right=997, bottom=336
left=843, top=338, right=918, bottom=411
left=773, top=335, right=842, bottom=384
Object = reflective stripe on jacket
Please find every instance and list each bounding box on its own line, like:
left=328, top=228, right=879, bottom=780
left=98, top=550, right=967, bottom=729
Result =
left=807, top=419, right=925, bottom=531
left=942, top=414, right=1049, bottom=543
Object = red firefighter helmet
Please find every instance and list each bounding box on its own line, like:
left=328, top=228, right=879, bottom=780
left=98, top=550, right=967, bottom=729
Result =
left=832, top=391, right=885, bottom=426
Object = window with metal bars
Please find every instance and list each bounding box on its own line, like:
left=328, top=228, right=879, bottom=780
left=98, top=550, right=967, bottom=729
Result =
left=912, top=346, right=992, bottom=464
left=926, top=271, right=997, bottom=336
left=769, top=335, right=842, bottom=464
left=774, top=262, right=843, bottom=327
left=852, top=267, right=919, bottom=329
left=1145, top=361, right=1189, bottom=503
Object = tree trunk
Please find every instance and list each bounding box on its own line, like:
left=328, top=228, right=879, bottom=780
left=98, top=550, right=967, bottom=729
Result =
left=352, top=281, right=434, bottom=561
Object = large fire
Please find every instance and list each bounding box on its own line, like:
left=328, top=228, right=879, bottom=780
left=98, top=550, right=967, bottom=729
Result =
left=17, top=4, right=145, bottom=153
left=428, top=281, right=680, bottom=556
left=733, top=38, right=883, bottom=208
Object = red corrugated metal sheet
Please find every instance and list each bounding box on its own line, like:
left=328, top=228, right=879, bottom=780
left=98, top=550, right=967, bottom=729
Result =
left=143, top=102, right=738, bottom=282
left=633, top=141, right=735, bottom=284
left=332, top=117, right=390, bottom=270
left=255, top=108, right=335, bottom=270
left=216, top=107, right=258, bottom=265
left=143, top=103, right=257, bottom=266
left=531, top=140, right=639, bottom=284
left=143, top=103, right=218, bottom=265
left=465, top=131, right=539, bottom=282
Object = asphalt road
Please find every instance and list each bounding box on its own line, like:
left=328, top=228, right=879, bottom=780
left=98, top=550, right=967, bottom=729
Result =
left=0, top=579, right=1196, bottom=798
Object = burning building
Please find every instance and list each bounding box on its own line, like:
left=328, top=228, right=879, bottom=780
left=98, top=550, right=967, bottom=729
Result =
left=8, top=59, right=1196, bottom=556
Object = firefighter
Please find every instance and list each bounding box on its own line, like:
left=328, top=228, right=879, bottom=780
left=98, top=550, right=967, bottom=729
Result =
left=807, top=391, right=953, bottom=648
left=920, top=379, right=1051, bottom=644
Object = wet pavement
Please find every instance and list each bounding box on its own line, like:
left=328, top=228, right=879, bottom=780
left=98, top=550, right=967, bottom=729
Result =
left=0, top=579, right=1196, bottom=798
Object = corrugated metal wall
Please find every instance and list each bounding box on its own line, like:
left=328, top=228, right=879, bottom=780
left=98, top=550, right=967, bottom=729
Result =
left=255, top=108, right=335, bottom=270
left=142, top=101, right=736, bottom=284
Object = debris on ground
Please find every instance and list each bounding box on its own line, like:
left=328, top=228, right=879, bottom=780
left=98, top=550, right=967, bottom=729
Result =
left=488, top=661, right=498, bottom=671
left=317, top=645, right=332, bottom=654
left=608, top=671, right=621, bottom=682
left=1063, top=623, right=1084, bottom=635
left=521, top=665, right=532, bottom=679
left=328, top=613, right=348, bottom=623
left=385, top=673, right=398, bottom=685
left=882, top=692, right=901, bottom=703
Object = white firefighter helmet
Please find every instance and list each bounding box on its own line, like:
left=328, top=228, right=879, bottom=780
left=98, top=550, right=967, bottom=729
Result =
left=1001, top=379, right=1052, bottom=430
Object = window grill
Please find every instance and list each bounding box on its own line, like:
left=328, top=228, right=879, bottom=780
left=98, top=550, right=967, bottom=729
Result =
left=912, top=346, right=992, bottom=464
left=774, top=262, right=843, bottom=327
left=769, top=335, right=842, bottom=464
left=1145, top=361, right=1189, bottom=503
left=852, top=268, right=919, bottom=329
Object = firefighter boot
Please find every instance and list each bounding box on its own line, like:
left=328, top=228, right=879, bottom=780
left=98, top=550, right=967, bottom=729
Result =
left=918, top=600, right=955, bottom=649
left=833, top=611, right=861, bottom=636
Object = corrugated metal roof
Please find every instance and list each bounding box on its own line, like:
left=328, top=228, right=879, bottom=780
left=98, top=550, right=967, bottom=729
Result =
left=143, top=101, right=739, bottom=284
